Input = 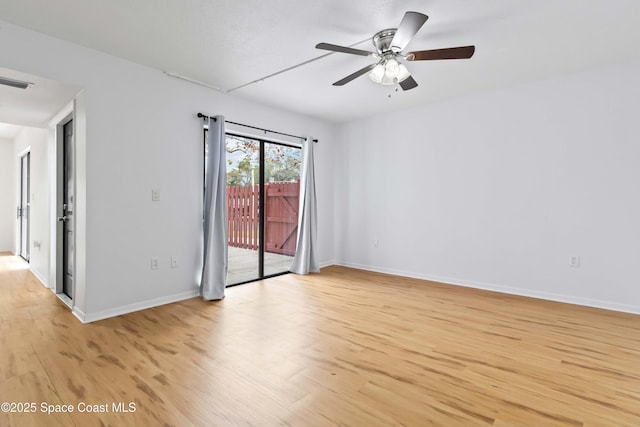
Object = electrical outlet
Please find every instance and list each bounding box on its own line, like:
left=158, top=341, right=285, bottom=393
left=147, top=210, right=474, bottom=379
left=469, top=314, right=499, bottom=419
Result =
left=569, top=255, right=580, bottom=268
left=151, top=257, right=159, bottom=270
left=151, top=189, right=161, bottom=202
left=372, top=240, right=379, bottom=248
left=170, top=256, right=178, bottom=269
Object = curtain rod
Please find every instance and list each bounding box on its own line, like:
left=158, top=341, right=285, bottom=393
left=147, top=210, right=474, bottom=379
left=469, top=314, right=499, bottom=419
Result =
left=197, top=113, right=318, bottom=143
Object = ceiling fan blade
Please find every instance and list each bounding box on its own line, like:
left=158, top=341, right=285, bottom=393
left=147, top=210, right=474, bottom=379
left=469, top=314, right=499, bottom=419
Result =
left=407, top=45, right=475, bottom=61
left=390, top=11, right=429, bottom=52
left=399, top=76, right=418, bottom=91
left=316, top=42, right=374, bottom=57
left=333, top=64, right=376, bottom=86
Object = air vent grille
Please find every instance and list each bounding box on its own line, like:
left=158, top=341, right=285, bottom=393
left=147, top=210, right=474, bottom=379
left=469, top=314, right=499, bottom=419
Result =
left=0, top=77, right=33, bottom=90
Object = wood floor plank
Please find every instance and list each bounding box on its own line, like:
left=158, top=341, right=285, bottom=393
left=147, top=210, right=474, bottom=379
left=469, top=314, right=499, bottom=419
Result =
left=1, top=253, right=639, bottom=426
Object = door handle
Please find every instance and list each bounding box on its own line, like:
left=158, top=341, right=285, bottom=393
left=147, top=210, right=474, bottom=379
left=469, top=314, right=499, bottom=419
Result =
left=17, top=206, right=21, bottom=219
left=57, top=216, right=69, bottom=222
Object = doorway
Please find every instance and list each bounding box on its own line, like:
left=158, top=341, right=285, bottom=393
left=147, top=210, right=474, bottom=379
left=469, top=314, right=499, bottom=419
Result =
left=18, top=151, right=30, bottom=262
left=225, top=135, right=301, bottom=285
left=205, top=131, right=302, bottom=286
left=58, top=119, right=74, bottom=300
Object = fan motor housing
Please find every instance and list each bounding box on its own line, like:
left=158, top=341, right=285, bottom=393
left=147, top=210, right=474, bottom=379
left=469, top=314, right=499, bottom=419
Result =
left=372, top=29, right=397, bottom=54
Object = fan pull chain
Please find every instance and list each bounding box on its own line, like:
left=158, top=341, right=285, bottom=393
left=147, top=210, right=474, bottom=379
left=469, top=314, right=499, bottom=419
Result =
left=388, top=78, right=400, bottom=98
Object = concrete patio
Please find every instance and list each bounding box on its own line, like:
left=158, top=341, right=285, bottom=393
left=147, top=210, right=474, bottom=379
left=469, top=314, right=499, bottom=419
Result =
left=227, top=246, right=294, bottom=285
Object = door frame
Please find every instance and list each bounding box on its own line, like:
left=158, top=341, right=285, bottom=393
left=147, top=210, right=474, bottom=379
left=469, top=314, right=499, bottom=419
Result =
left=48, top=93, right=86, bottom=321
left=17, top=148, right=31, bottom=261
left=54, top=112, right=74, bottom=303
left=204, top=128, right=302, bottom=287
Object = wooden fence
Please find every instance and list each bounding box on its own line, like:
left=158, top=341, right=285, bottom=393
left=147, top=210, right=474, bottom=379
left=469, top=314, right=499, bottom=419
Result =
left=227, top=184, right=259, bottom=250
left=227, top=181, right=300, bottom=255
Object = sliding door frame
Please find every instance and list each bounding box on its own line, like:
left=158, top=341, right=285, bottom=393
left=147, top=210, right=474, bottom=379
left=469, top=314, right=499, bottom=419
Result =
left=258, top=140, right=265, bottom=280
left=203, top=128, right=301, bottom=287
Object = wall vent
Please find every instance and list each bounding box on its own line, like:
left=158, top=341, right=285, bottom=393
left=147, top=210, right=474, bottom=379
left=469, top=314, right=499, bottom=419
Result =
left=0, top=76, right=33, bottom=90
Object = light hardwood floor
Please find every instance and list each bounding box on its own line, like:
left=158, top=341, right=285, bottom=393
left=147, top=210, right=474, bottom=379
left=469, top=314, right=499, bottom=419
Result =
left=1, top=252, right=639, bottom=426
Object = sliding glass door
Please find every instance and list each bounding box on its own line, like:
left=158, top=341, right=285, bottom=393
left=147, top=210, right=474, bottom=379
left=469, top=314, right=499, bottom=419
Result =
left=217, top=133, right=301, bottom=286
left=225, top=135, right=260, bottom=284
left=263, top=142, right=301, bottom=277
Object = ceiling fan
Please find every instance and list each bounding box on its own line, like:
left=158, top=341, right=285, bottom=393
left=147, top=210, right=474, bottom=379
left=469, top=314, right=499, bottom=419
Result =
left=315, top=11, right=475, bottom=91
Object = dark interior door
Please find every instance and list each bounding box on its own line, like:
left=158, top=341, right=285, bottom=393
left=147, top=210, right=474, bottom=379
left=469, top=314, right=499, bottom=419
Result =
left=19, top=152, right=30, bottom=262
left=62, top=120, right=74, bottom=299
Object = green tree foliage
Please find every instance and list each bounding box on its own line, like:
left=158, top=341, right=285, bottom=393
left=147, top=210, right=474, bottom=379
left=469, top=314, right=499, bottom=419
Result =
left=227, top=156, right=255, bottom=186
left=225, top=136, right=300, bottom=186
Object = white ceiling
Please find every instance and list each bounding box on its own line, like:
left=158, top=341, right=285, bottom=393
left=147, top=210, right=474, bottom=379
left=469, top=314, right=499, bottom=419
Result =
left=0, top=123, right=23, bottom=140
left=1, top=0, right=640, bottom=123
left=0, top=66, right=80, bottom=134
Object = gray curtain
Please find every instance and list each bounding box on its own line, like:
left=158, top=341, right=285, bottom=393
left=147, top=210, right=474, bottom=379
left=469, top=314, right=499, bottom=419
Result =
left=290, top=137, right=320, bottom=274
left=201, top=116, right=227, bottom=300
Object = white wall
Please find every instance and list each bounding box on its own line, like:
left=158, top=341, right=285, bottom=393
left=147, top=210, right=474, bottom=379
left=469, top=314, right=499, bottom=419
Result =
left=5, top=17, right=636, bottom=320
left=0, top=138, right=14, bottom=251
left=12, top=127, right=50, bottom=283
left=335, top=60, right=640, bottom=314
left=0, top=19, right=335, bottom=321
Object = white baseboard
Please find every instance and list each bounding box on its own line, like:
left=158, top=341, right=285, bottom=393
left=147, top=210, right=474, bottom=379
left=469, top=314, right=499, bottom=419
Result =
left=333, top=261, right=640, bottom=316
left=319, top=260, right=335, bottom=269
left=77, top=289, right=200, bottom=323
left=72, top=306, right=86, bottom=323
left=30, top=267, right=49, bottom=288
left=74, top=264, right=333, bottom=323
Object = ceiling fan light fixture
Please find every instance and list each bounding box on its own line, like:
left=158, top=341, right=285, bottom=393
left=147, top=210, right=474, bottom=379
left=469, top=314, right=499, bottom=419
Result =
left=368, top=59, right=410, bottom=86
left=386, top=58, right=400, bottom=76
left=368, top=63, right=386, bottom=84
left=316, top=11, right=473, bottom=91
left=396, top=63, right=411, bottom=82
